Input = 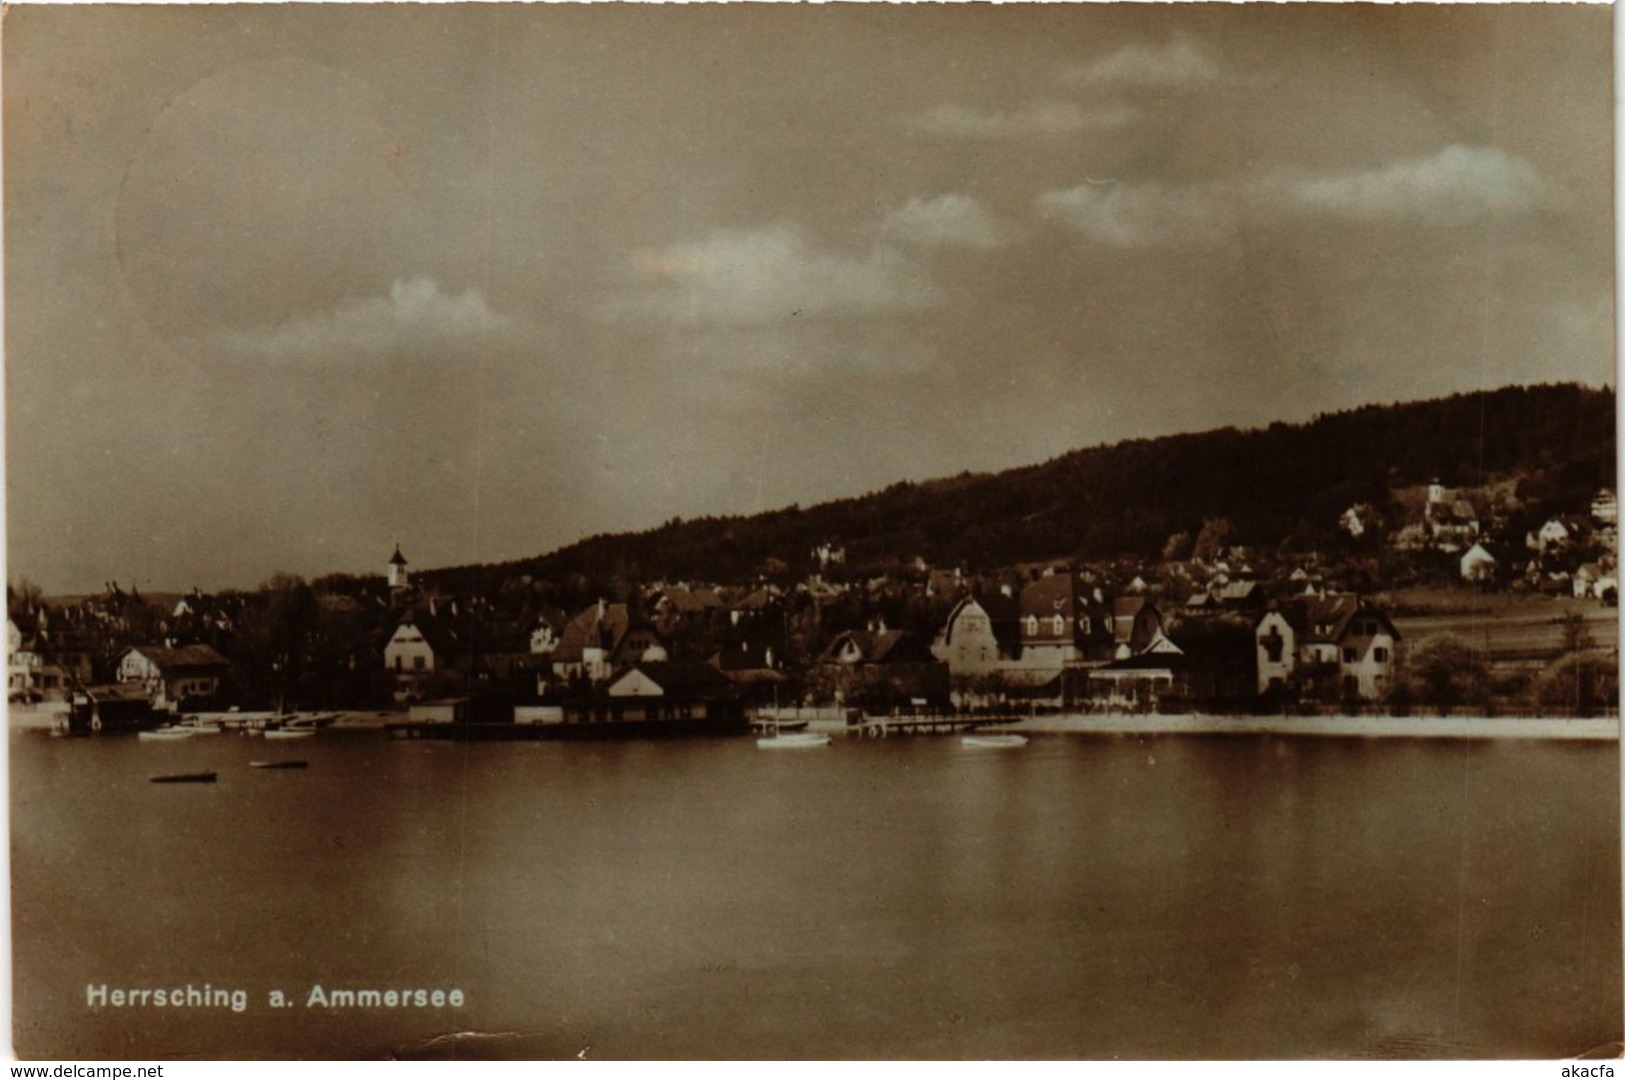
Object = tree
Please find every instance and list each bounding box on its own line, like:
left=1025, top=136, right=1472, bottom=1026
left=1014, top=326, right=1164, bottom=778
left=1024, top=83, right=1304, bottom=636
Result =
left=1192, top=518, right=1234, bottom=562
left=1161, top=531, right=1193, bottom=562
left=1534, top=653, right=1618, bottom=716
left=1396, top=636, right=1489, bottom=716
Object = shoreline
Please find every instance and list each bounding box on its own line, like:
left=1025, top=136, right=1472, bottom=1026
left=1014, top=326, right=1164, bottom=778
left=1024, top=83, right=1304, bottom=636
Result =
left=971, top=713, right=1620, bottom=742
left=12, top=708, right=1617, bottom=742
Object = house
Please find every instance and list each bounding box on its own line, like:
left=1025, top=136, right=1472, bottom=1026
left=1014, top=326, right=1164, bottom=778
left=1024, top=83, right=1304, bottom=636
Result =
left=1423, top=482, right=1479, bottom=551
left=551, top=601, right=664, bottom=684
left=384, top=618, right=449, bottom=678
left=926, top=568, right=965, bottom=599
left=812, top=542, right=846, bottom=570
left=1018, top=574, right=1088, bottom=668
left=1592, top=489, right=1617, bottom=525
left=931, top=594, right=1020, bottom=678
left=1104, top=597, right=1174, bottom=661
left=1572, top=563, right=1613, bottom=599
left=66, top=683, right=154, bottom=735
left=117, top=644, right=231, bottom=711
left=709, top=639, right=788, bottom=707
left=1534, top=516, right=1589, bottom=552
left=561, top=661, right=746, bottom=733
left=529, top=614, right=561, bottom=656
left=1460, top=543, right=1498, bottom=584
left=810, top=628, right=948, bottom=709
left=1254, top=595, right=1399, bottom=702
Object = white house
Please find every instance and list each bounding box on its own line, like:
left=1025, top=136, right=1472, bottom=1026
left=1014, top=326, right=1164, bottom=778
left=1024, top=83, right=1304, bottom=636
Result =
left=1254, top=595, right=1399, bottom=701
left=1460, top=543, right=1497, bottom=584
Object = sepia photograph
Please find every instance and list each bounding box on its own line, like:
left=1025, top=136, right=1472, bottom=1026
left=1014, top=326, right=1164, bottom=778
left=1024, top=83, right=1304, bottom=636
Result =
left=4, top=1, right=1620, bottom=1060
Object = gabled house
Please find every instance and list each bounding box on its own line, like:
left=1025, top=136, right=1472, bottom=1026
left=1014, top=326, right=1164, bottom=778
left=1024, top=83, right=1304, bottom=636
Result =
left=810, top=628, right=948, bottom=709
left=117, top=643, right=231, bottom=711
left=1592, top=489, right=1617, bottom=526
left=1424, top=481, right=1480, bottom=550
left=1460, top=543, right=1498, bottom=584
left=551, top=601, right=665, bottom=684
left=1254, top=595, right=1399, bottom=702
left=1104, top=597, right=1173, bottom=661
left=1019, top=574, right=1088, bottom=668
left=931, top=594, right=1020, bottom=677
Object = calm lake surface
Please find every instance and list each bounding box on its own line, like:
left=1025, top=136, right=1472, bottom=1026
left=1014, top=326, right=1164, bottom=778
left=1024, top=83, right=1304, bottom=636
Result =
left=10, top=729, right=1621, bottom=1059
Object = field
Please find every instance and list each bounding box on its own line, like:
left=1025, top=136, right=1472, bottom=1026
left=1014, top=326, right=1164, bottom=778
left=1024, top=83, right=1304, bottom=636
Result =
left=1381, top=588, right=1618, bottom=664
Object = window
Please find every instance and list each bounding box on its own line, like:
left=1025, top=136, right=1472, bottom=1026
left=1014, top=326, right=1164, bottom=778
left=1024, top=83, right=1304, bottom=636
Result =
left=413, top=656, right=426, bottom=671
left=1026, top=616, right=1038, bottom=636
left=1261, top=629, right=1285, bottom=664
left=393, top=655, right=403, bottom=672
left=1052, top=615, right=1065, bottom=635
left=1373, top=647, right=1389, bottom=663
left=1342, top=647, right=1357, bottom=663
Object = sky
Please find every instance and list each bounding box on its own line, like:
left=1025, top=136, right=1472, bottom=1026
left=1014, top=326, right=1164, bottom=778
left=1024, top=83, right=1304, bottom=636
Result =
left=4, top=4, right=1615, bottom=595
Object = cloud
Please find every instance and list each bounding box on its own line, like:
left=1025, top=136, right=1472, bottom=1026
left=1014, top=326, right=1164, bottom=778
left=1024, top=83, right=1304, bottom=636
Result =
left=225, top=278, right=508, bottom=358
left=627, top=223, right=939, bottom=325
left=1065, top=35, right=1222, bottom=88
left=1037, top=145, right=1550, bottom=248
left=1036, top=179, right=1235, bottom=248
left=1279, top=144, right=1549, bottom=223
left=883, top=194, right=1011, bottom=250
left=908, top=99, right=1137, bottom=139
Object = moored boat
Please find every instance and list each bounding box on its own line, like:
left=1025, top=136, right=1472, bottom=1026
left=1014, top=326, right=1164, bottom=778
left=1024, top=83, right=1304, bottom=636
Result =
left=757, top=732, right=831, bottom=749
left=961, top=733, right=1029, bottom=749
left=249, top=760, right=308, bottom=770
left=149, top=772, right=216, bottom=784
left=263, top=728, right=315, bottom=740
left=138, top=726, right=195, bottom=742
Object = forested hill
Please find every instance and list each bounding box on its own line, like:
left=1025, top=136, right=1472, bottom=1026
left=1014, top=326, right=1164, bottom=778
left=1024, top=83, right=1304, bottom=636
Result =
left=427, top=383, right=1615, bottom=591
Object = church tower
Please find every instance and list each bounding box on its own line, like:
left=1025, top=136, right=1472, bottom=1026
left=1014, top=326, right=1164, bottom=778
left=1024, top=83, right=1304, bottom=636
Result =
left=388, top=544, right=409, bottom=589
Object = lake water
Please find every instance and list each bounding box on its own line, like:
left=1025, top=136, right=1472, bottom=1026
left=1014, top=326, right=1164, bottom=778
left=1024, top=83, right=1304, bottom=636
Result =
left=10, top=729, right=1621, bottom=1059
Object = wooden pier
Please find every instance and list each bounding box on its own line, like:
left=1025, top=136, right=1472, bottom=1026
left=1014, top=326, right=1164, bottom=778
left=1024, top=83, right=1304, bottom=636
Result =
left=846, top=714, right=1000, bottom=738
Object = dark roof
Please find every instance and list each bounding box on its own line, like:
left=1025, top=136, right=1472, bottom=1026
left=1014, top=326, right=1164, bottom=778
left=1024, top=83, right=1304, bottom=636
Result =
left=616, top=661, right=736, bottom=697
left=817, top=629, right=936, bottom=665
left=552, top=603, right=631, bottom=664
left=125, top=644, right=230, bottom=674
left=1020, top=574, right=1075, bottom=620
left=1260, top=594, right=1397, bottom=644
left=390, top=546, right=409, bottom=566
left=80, top=683, right=152, bottom=703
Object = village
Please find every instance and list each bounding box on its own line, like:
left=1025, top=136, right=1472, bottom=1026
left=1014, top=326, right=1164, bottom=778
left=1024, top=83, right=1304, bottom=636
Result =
left=7, top=478, right=1619, bottom=737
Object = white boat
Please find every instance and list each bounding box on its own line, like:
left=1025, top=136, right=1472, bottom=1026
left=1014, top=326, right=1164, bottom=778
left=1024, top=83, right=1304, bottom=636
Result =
left=757, top=732, right=831, bottom=749
left=264, top=728, right=316, bottom=740
left=961, top=733, right=1028, bottom=749
left=138, top=727, right=195, bottom=742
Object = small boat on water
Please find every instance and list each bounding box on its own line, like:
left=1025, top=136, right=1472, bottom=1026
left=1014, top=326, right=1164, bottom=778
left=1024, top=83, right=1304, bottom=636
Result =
left=264, top=728, right=316, bottom=740
left=757, top=732, right=831, bottom=749
left=961, top=734, right=1029, bottom=749
left=138, top=727, right=194, bottom=742
left=750, top=717, right=809, bottom=734
left=149, top=772, right=216, bottom=784
left=249, top=760, right=308, bottom=770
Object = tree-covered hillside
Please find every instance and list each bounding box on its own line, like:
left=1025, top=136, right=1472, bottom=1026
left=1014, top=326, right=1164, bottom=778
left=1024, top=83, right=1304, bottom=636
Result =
left=424, top=383, right=1615, bottom=592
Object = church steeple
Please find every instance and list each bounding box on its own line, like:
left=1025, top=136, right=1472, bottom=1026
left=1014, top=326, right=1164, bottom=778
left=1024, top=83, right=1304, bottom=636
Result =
left=388, top=544, right=409, bottom=589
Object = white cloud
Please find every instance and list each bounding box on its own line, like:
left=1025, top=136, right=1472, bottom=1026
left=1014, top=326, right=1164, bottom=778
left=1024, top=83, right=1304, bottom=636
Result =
left=1038, top=145, right=1550, bottom=248
left=883, top=195, right=1010, bottom=250
left=909, top=99, right=1137, bottom=139
left=1066, top=35, right=1222, bottom=88
left=628, top=223, right=939, bottom=325
left=1278, top=145, right=1549, bottom=223
left=1036, top=179, right=1234, bottom=248
left=225, top=278, right=508, bottom=358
